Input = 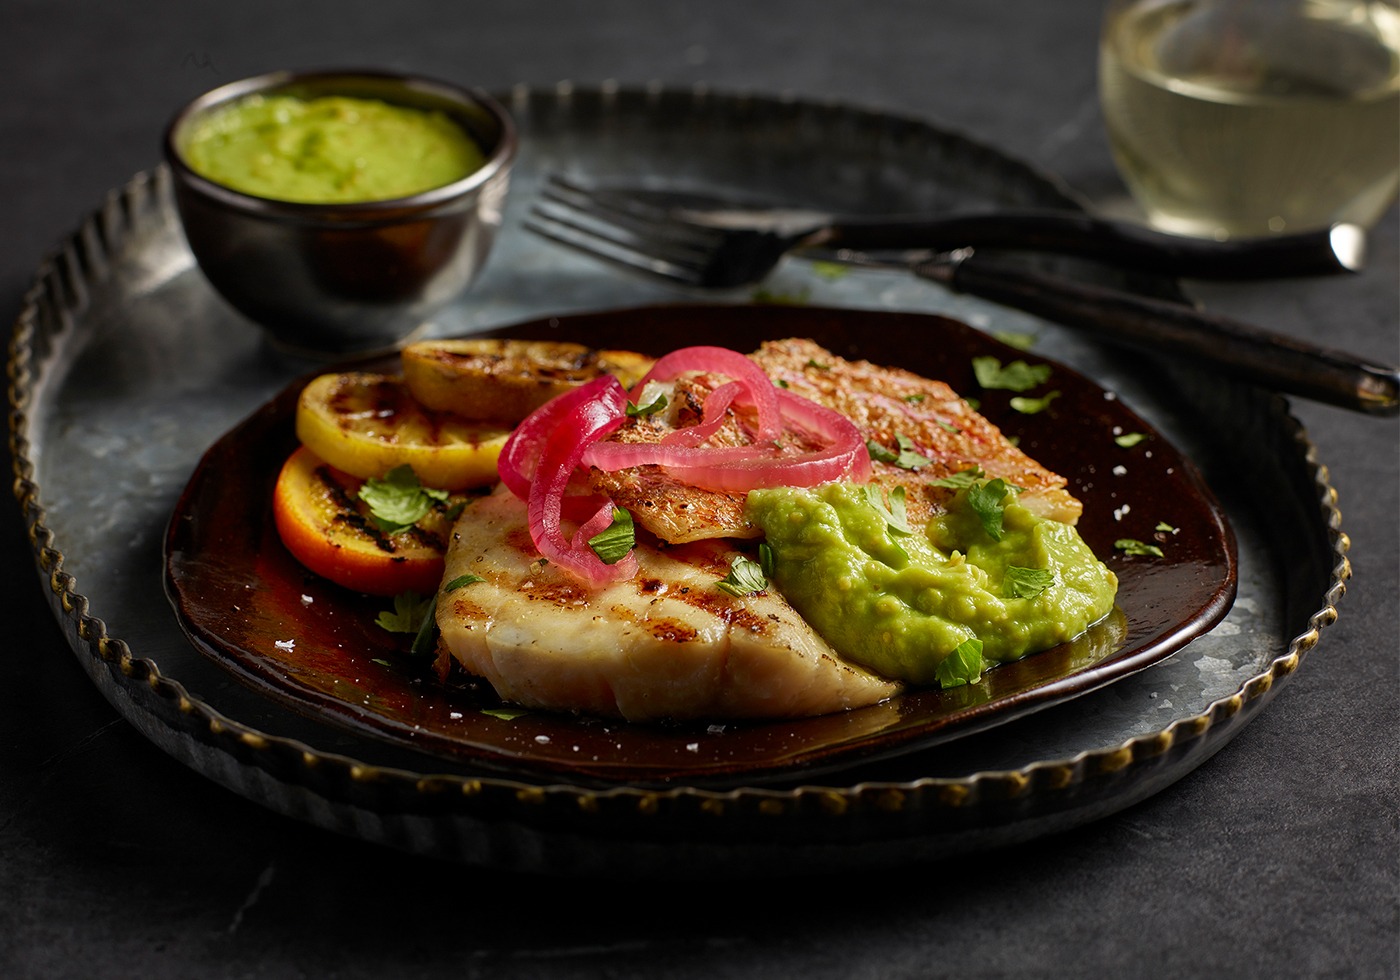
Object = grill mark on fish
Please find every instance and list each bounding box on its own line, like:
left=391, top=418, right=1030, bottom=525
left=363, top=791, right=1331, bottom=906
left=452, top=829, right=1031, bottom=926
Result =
left=435, top=485, right=899, bottom=721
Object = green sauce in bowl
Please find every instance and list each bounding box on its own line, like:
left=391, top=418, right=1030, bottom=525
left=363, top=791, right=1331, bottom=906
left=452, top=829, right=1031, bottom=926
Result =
left=180, top=94, right=487, bottom=203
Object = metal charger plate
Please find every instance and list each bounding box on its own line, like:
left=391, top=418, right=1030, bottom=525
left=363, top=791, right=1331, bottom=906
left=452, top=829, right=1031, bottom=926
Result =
left=8, top=84, right=1347, bottom=875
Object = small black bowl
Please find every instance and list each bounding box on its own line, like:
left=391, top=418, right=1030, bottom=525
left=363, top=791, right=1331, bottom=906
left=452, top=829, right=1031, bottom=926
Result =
left=164, top=68, right=517, bottom=356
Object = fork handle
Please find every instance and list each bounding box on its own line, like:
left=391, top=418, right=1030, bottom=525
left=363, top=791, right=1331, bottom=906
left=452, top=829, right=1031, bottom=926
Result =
left=818, top=211, right=1363, bottom=280
left=913, top=252, right=1399, bottom=416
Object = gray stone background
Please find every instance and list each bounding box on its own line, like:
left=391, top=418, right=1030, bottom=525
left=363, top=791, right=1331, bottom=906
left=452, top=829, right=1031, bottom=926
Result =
left=3, top=1, right=1396, bottom=977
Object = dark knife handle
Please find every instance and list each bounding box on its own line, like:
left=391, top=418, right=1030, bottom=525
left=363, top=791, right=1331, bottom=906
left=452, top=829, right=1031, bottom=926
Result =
left=913, top=252, right=1399, bottom=416
left=822, top=211, right=1364, bottom=280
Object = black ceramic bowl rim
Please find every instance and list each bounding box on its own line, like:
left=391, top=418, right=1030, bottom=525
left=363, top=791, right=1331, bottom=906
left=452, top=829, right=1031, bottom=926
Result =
left=162, top=67, right=518, bottom=221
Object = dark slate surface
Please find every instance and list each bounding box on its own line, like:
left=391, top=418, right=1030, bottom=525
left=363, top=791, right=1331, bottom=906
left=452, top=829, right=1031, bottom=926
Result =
left=3, top=1, right=1396, bottom=976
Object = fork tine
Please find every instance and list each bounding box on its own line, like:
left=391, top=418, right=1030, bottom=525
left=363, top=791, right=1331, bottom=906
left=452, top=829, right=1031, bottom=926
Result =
left=539, top=176, right=725, bottom=253
left=524, top=209, right=707, bottom=286
left=530, top=197, right=718, bottom=270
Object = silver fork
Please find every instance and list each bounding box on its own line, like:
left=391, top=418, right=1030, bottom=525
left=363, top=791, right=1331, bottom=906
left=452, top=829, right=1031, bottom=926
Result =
left=525, top=174, right=1364, bottom=287
left=525, top=176, right=1396, bottom=416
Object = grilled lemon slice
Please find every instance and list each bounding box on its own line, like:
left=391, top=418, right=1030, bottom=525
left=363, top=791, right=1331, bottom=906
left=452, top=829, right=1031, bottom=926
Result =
left=294, top=371, right=508, bottom=491
left=401, top=338, right=654, bottom=423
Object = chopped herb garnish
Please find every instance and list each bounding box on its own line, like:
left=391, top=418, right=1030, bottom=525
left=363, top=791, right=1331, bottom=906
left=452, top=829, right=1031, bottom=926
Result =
left=481, top=707, right=530, bottom=721
left=933, top=465, right=987, bottom=489
left=371, top=658, right=393, bottom=667
left=376, top=590, right=433, bottom=634
left=805, top=358, right=830, bottom=370
left=776, top=378, right=790, bottom=388
left=1004, top=566, right=1055, bottom=599
left=444, top=573, right=485, bottom=591
left=1115, top=432, right=1147, bottom=448
left=866, top=438, right=898, bottom=464
left=867, top=434, right=931, bottom=470
left=967, top=478, right=1011, bottom=541
left=378, top=576, right=486, bottom=658
left=625, top=393, right=668, bottom=417
left=810, top=260, right=850, bottom=280
left=936, top=420, right=961, bottom=434
left=359, top=465, right=449, bottom=534
left=904, top=394, right=927, bottom=404
left=1116, top=538, right=1165, bottom=557
left=375, top=590, right=440, bottom=657
left=410, top=597, right=441, bottom=657
left=1155, top=521, right=1178, bottom=533
left=1009, top=391, right=1060, bottom=415
left=716, top=555, right=768, bottom=597
left=758, top=541, right=776, bottom=578
left=936, top=637, right=984, bottom=688
left=972, top=356, right=1052, bottom=392
left=993, top=330, right=1038, bottom=351
left=587, top=508, right=635, bottom=565
left=862, top=484, right=913, bottom=536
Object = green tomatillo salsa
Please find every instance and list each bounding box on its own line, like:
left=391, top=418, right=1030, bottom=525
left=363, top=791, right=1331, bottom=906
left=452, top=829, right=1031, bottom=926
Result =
left=746, top=481, right=1119, bottom=687
left=180, top=94, right=486, bottom=203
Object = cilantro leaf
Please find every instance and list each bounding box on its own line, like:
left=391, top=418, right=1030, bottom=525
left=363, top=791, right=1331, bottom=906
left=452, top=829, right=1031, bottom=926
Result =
left=1115, top=538, right=1165, bottom=557
left=867, top=434, right=930, bottom=470
left=866, top=438, right=898, bottom=464
left=967, top=478, right=1011, bottom=541
left=936, top=637, right=984, bottom=688
left=1009, top=391, right=1060, bottom=415
left=758, top=541, right=776, bottom=578
left=481, top=707, right=530, bottom=721
left=862, top=484, right=913, bottom=537
left=972, top=356, right=1052, bottom=392
left=716, top=555, right=768, bottom=597
left=374, top=590, right=441, bottom=657
left=359, top=465, right=448, bottom=534
left=1155, top=521, right=1178, bottom=533
left=376, top=590, right=433, bottom=633
left=625, top=393, right=668, bottom=417
left=933, top=465, right=987, bottom=489
left=993, top=330, right=1038, bottom=351
left=588, top=508, right=635, bottom=565
left=379, top=576, right=485, bottom=659
left=1004, top=565, right=1056, bottom=599
left=810, top=260, right=850, bottom=281
left=1115, top=432, right=1147, bottom=448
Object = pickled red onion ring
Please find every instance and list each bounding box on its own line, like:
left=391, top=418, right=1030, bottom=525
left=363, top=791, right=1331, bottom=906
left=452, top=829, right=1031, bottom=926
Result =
left=498, top=376, right=636, bottom=586
left=659, top=380, right=743, bottom=448
left=497, top=346, right=869, bottom=587
left=631, top=345, right=781, bottom=441
left=584, top=389, right=869, bottom=492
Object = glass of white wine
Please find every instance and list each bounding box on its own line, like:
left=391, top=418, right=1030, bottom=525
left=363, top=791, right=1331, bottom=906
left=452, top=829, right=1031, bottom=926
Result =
left=1099, top=0, right=1400, bottom=238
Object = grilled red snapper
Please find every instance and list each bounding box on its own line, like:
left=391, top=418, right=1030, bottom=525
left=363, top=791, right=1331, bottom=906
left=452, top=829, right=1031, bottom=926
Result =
left=436, top=484, right=900, bottom=722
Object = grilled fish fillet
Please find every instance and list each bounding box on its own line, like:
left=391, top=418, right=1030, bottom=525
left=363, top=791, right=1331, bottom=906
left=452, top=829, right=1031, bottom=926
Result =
left=591, top=338, right=1081, bottom=544
left=435, top=484, right=901, bottom=722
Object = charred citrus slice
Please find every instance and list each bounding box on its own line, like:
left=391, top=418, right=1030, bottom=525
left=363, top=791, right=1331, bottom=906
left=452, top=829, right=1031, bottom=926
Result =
left=295, top=371, right=508, bottom=490
left=272, top=445, right=464, bottom=596
left=401, top=339, right=654, bottom=423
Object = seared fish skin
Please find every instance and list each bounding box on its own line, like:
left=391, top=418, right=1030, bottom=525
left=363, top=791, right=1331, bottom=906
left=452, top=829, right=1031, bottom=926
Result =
left=753, top=339, right=1080, bottom=526
left=591, top=339, right=1081, bottom=545
left=436, top=485, right=901, bottom=722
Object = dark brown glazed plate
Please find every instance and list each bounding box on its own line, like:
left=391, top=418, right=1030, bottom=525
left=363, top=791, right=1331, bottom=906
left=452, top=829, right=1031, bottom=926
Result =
left=164, top=303, right=1237, bottom=785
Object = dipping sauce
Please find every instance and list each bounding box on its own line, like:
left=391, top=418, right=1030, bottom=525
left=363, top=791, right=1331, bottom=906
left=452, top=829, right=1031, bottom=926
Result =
left=180, top=94, right=487, bottom=204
